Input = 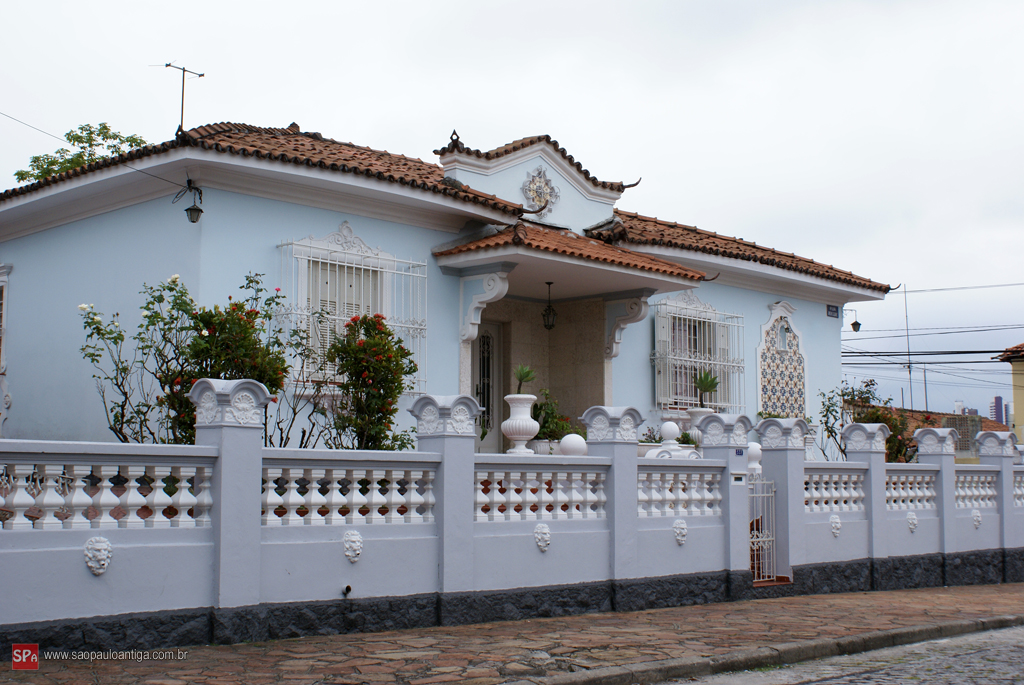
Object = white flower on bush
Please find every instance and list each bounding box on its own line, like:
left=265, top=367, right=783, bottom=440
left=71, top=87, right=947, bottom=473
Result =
left=78, top=304, right=89, bottom=311
left=200, top=330, right=209, bottom=337
left=168, top=274, right=180, bottom=285
left=92, top=316, right=102, bottom=324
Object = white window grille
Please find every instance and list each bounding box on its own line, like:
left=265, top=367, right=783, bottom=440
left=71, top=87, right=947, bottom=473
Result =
left=651, top=292, right=744, bottom=414
left=278, top=223, right=427, bottom=394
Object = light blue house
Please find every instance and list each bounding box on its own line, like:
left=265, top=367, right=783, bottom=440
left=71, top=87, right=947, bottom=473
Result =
left=0, top=123, right=888, bottom=446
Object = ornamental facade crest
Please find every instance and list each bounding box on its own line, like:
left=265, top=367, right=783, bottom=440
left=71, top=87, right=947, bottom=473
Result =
left=522, top=166, right=560, bottom=216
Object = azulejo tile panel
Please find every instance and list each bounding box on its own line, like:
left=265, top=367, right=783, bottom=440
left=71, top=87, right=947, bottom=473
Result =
left=759, top=317, right=805, bottom=418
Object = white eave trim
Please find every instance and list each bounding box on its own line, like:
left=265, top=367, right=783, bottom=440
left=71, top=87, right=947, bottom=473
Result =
left=625, top=243, right=887, bottom=304
left=0, top=148, right=517, bottom=242
left=435, top=244, right=699, bottom=288
left=439, top=145, right=623, bottom=205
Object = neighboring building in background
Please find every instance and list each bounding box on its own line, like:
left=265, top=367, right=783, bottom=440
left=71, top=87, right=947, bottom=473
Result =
left=954, top=400, right=966, bottom=415
left=967, top=408, right=979, bottom=416
left=998, top=343, right=1024, bottom=442
left=990, top=396, right=1004, bottom=425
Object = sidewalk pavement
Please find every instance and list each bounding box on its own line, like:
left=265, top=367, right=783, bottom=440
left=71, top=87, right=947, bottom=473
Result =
left=5, top=584, right=1024, bottom=685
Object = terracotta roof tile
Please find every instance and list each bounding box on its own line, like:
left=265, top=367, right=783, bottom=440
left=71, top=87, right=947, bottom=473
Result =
left=433, top=133, right=625, bottom=192
left=588, top=210, right=890, bottom=293
left=434, top=221, right=704, bottom=282
left=1, top=122, right=522, bottom=216
left=998, top=342, right=1024, bottom=362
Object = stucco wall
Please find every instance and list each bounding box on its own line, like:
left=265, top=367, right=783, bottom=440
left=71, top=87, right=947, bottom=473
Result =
left=611, top=280, right=844, bottom=428
left=0, top=188, right=464, bottom=441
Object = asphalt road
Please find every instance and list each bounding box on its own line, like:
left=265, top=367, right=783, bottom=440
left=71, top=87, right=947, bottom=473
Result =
left=675, top=625, right=1024, bottom=684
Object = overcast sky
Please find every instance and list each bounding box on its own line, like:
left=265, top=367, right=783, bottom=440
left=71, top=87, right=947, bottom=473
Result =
left=3, top=0, right=1021, bottom=420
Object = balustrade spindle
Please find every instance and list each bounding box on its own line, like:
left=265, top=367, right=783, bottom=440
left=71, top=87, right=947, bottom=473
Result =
left=384, top=469, right=404, bottom=524
left=172, top=466, right=198, bottom=527
left=119, top=465, right=147, bottom=529
left=306, top=468, right=328, bottom=524
left=263, top=468, right=284, bottom=526
left=475, top=471, right=489, bottom=522
left=64, top=464, right=93, bottom=530
left=192, top=467, right=211, bottom=527
left=278, top=469, right=303, bottom=525
left=31, top=464, right=64, bottom=530
left=322, top=469, right=341, bottom=524
left=93, top=465, right=120, bottom=528
left=363, top=470, right=385, bottom=524
left=145, top=466, right=172, bottom=527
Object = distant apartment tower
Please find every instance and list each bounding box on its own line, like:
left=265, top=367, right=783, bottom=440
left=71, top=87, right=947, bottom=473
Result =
left=954, top=400, right=966, bottom=415
left=990, top=396, right=1004, bottom=425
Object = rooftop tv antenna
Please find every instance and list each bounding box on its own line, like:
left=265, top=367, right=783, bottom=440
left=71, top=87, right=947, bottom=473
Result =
left=165, top=62, right=205, bottom=136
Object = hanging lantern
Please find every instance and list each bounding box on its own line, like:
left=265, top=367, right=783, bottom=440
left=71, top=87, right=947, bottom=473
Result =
left=542, top=281, right=556, bottom=330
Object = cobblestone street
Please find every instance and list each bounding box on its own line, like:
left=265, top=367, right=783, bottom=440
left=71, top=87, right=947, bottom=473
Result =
left=679, top=625, right=1024, bottom=684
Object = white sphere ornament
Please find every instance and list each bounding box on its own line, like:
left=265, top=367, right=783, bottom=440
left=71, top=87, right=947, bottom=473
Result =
left=560, top=433, right=587, bottom=456
left=661, top=421, right=680, bottom=442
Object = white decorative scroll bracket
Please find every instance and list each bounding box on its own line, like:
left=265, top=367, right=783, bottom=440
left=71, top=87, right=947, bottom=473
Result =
left=604, top=291, right=654, bottom=360
left=459, top=271, right=511, bottom=342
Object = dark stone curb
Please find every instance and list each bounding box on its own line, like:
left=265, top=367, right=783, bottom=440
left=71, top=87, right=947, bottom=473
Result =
left=507, top=615, right=1024, bottom=685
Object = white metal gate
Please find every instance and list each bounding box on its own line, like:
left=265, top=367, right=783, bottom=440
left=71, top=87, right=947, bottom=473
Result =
left=749, top=474, right=776, bottom=583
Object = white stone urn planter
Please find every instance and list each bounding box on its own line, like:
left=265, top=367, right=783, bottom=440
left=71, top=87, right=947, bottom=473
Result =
left=686, top=407, right=714, bottom=443
left=501, top=394, right=540, bottom=454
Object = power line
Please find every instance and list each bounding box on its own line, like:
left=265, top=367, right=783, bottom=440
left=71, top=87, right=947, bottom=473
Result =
left=895, top=282, right=1024, bottom=294
left=0, top=110, right=184, bottom=191
left=842, top=350, right=1006, bottom=356
left=843, top=325, right=1024, bottom=342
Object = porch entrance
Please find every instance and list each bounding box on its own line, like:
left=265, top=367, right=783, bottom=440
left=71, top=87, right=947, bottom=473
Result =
left=472, top=322, right=503, bottom=453
left=749, top=474, right=777, bottom=583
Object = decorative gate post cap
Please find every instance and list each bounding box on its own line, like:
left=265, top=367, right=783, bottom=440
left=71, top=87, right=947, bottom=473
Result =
left=913, top=427, right=958, bottom=455
left=579, top=406, right=644, bottom=443
left=841, top=423, right=891, bottom=453
left=754, top=417, right=809, bottom=450
left=975, top=431, right=1018, bottom=457
left=694, top=414, right=752, bottom=447
left=409, top=394, right=483, bottom=437
left=187, top=378, right=272, bottom=427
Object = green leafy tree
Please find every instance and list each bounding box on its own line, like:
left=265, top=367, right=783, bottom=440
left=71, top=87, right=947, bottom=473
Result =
left=16, top=123, right=147, bottom=183
left=325, top=314, right=418, bottom=450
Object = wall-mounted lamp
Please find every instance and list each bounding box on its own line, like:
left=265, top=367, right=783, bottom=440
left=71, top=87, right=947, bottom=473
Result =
left=843, top=308, right=861, bottom=332
left=173, top=178, right=204, bottom=224
left=542, top=282, right=557, bottom=330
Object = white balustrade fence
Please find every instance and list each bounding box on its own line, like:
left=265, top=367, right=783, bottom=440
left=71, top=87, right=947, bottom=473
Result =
left=954, top=471, right=999, bottom=509
left=2, top=397, right=1022, bottom=642
left=804, top=467, right=867, bottom=513
left=262, top=465, right=436, bottom=525
left=473, top=465, right=607, bottom=521
left=637, top=465, right=723, bottom=517
left=884, top=469, right=938, bottom=510
left=0, top=445, right=217, bottom=531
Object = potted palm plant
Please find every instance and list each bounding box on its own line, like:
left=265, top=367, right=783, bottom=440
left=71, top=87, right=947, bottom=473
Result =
left=687, top=371, right=719, bottom=429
